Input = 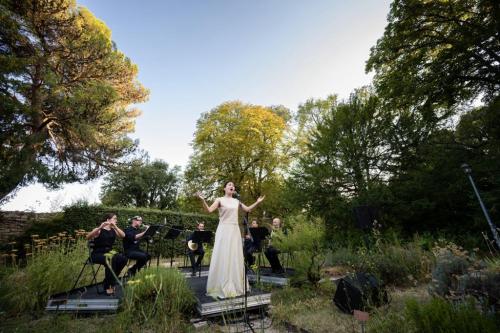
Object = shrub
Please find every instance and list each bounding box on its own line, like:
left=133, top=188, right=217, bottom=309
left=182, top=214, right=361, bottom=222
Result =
left=406, top=298, right=498, bottom=333
left=369, top=298, right=499, bottom=333
left=328, top=237, right=433, bottom=287
left=115, top=267, right=196, bottom=331
left=368, top=241, right=433, bottom=286
left=429, top=242, right=476, bottom=297
left=273, top=215, right=326, bottom=286
left=60, top=203, right=218, bottom=258
left=62, top=202, right=217, bottom=232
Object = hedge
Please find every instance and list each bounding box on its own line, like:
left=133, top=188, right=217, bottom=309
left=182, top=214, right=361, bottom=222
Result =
left=61, top=203, right=218, bottom=233
left=63, top=203, right=220, bottom=258
left=18, top=203, right=219, bottom=261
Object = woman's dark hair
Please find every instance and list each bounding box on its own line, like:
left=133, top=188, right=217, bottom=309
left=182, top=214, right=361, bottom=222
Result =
left=101, top=212, right=116, bottom=223
left=223, top=181, right=233, bottom=188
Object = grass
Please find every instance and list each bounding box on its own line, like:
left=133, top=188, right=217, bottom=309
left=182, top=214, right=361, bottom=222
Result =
left=0, top=232, right=101, bottom=315
left=270, top=281, right=433, bottom=333
left=0, top=314, right=115, bottom=333
left=1, top=229, right=497, bottom=333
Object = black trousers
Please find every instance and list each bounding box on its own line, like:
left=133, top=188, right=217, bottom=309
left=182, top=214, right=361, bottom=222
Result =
left=188, top=248, right=204, bottom=271
left=91, top=251, right=128, bottom=289
left=125, top=250, right=151, bottom=275
left=265, top=246, right=284, bottom=273
left=244, top=240, right=258, bottom=267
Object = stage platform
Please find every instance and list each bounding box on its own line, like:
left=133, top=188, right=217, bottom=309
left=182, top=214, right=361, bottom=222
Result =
left=248, top=267, right=294, bottom=286
left=186, top=275, right=271, bottom=317
left=180, top=265, right=294, bottom=286
left=45, top=283, right=123, bottom=313
left=46, top=265, right=280, bottom=315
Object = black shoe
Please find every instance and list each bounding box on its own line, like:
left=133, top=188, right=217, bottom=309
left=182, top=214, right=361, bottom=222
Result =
left=191, top=271, right=196, bottom=277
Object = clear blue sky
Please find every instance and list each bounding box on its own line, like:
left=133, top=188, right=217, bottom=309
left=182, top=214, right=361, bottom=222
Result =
left=2, top=0, right=392, bottom=212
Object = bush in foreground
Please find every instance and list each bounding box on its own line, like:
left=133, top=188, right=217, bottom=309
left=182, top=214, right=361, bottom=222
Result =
left=115, top=267, right=196, bottom=332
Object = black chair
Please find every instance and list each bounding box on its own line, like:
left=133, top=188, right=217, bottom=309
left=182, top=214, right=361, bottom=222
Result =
left=71, top=241, right=104, bottom=294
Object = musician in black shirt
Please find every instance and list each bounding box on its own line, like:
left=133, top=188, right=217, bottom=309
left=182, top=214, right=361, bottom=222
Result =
left=244, top=219, right=261, bottom=267
left=187, top=222, right=205, bottom=276
left=86, top=213, right=127, bottom=295
left=123, top=216, right=151, bottom=276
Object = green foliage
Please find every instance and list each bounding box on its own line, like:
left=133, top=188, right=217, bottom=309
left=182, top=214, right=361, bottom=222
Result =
left=116, top=267, right=195, bottom=331
left=293, top=94, right=338, bottom=158
left=58, top=202, right=217, bottom=258
left=329, top=235, right=433, bottom=287
left=273, top=215, right=326, bottom=286
left=101, top=157, right=181, bottom=210
left=369, top=298, right=499, bottom=333
left=0, top=0, right=149, bottom=203
left=406, top=298, right=498, bottom=333
left=368, top=310, right=414, bottom=333
left=0, top=236, right=95, bottom=314
left=288, top=88, right=394, bottom=231
left=429, top=243, right=472, bottom=297
left=430, top=243, right=500, bottom=310
left=183, top=101, right=291, bottom=216
left=367, top=0, right=500, bottom=112
left=270, top=284, right=359, bottom=333
left=60, top=202, right=217, bottom=233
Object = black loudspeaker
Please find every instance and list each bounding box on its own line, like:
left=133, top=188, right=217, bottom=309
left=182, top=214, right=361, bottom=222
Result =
left=333, top=272, right=388, bottom=314
left=353, top=206, right=378, bottom=229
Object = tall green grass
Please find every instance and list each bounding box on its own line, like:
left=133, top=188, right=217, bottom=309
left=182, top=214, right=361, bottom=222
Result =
left=0, top=234, right=98, bottom=315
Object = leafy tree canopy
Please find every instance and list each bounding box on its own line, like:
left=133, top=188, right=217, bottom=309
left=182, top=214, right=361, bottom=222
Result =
left=183, top=101, right=290, bottom=216
left=0, top=0, right=149, bottom=202
left=100, top=157, right=181, bottom=210
left=367, top=0, right=500, bottom=116
left=287, top=88, right=393, bottom=226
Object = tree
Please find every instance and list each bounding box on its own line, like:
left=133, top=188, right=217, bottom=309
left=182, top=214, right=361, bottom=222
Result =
left=184, top=101, right=290, bottom=215
left=100, top=158, right=180, bottom=210
left=0, top=0, right=149, bottom=202
left=288, top=88, right=393, bottom=228
left=293, top=94, right=338, bottom=157
left=366, top=0, right=500, bottom=115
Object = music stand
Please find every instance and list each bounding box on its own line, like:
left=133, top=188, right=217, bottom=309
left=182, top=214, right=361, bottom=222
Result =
left=164, top=225, right=184, bottom=267
left=142, top=225, right=163, bottom=268
left=189, top=231, right=213, bottom=277
left=249, top=227, right=270, bottom=283
left=249, top=227, right=269, bottom=245
left=143, top=225, right=162, bottom=239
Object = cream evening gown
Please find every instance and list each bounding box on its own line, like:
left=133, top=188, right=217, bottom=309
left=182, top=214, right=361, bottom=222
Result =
left=206, top=196, right=249, bottom=299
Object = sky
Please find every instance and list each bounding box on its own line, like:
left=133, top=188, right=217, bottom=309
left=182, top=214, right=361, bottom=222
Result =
left=2, top=0, right=392, bottom=212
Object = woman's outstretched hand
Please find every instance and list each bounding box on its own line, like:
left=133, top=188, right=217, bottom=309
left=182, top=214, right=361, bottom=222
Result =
left=196, top=191, right=204, bottom=200
left=257, top=195, right=265, bottom=203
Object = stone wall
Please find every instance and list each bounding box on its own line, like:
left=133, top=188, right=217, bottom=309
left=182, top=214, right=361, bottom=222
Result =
left=0, top=211, right=58, bottom=243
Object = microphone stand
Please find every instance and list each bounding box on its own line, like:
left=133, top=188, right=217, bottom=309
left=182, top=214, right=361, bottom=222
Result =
left=241, top=209, right=255, bottom=333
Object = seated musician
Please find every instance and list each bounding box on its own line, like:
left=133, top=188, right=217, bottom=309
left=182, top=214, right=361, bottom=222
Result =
left=123, top=216, right=151, bottom=276
left=244, top=219, right=261, bottom=267
left=86, top=213, right=127, bottom=295
left=187, top=222, right=205, bottom=276
left=265, top=217, right=285, bottom=274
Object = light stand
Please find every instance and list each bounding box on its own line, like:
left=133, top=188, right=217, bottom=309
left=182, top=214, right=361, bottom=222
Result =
left=461, top=163, right=500, bottom=249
